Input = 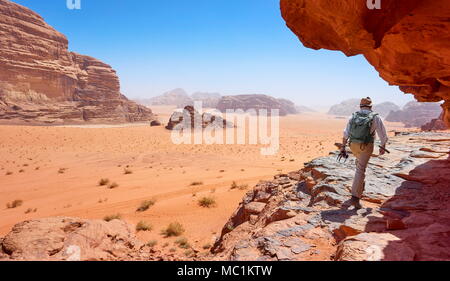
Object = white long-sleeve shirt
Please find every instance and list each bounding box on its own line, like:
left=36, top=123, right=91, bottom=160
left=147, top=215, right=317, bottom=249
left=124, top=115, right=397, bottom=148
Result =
left=343, top=109, right=388, bottom=146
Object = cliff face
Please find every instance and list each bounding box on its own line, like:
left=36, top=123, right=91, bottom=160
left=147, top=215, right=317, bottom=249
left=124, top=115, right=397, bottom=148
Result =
left=280, top=0, right=450, bottom=126
left=0, top=0, right=154, bottom=124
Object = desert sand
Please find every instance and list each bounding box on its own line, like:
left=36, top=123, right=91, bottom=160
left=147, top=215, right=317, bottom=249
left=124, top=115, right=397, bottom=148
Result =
left=0, top=107, right=404, bottom=253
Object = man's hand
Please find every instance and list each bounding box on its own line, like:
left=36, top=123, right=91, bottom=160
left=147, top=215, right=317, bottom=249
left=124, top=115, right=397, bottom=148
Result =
left=379, top=146, right=386, bottom=156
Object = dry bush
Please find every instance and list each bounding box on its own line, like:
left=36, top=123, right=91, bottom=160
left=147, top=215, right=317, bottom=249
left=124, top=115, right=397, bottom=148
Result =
left=175, top=237, right=191, bottom=249
left=108, top=182, right=119, bottom=189
left=198, top=196, right=216, bottom=208
left=190, top=181, right=203, bottom=186
left=98, top=178, right=110, bottom=186
left=136, top=220, right=153, bottom=232
left=136, top=199, right=156, bottom=212
left=161, top=222, right=185, bottom=237
left=103, top=213, right=122, bottom=222
left=6, top=199, right=23, bottom=209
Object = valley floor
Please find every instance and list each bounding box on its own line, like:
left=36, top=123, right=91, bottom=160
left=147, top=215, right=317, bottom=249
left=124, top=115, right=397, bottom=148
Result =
left=0, top=110, right=405, bottom=256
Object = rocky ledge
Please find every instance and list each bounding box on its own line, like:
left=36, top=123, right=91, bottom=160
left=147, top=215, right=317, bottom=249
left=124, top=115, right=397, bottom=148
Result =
left=211, top=132, right=450, bottom=261
left=0, top=217, right=185, bottom=261
left=0, top=0, right=154, bottom=124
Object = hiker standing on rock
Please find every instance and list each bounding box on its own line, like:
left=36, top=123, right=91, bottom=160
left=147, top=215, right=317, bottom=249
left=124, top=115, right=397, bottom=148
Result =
left=341, top=97, right=388, bottom=209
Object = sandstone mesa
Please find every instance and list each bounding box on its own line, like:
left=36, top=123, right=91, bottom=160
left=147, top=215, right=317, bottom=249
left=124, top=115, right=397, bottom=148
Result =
left=0, top=0, right=155, bottom=124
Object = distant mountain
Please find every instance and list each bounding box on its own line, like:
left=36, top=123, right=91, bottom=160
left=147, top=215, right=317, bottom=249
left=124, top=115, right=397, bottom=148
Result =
left=191, top=92, right=222, bottom=108
left=386, top=101, right=443, bottom=128
left=147, top=88, right=193, bottom=107
left=216, top=94, right=299, bottom=116
left=296, top=105, right=316, bottom=113
left=373, top=102, right=400, bottom=117
left=328, top=99, right=400, bottom=118
left=327, top=99, right=360, bottom=116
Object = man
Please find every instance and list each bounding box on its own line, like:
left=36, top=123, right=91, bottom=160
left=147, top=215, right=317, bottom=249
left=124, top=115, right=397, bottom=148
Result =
left=341, top=97, right=388, bottom=209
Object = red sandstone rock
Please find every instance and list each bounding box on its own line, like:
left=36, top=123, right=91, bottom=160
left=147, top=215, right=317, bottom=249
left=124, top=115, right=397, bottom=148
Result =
left=280, top=0, right=450, bottom=126
left=0, top=0, right=154, bottom=124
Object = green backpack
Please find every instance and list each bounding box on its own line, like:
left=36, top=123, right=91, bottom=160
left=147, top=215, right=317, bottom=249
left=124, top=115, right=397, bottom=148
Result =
left=349, top=111, right=378, bottom=144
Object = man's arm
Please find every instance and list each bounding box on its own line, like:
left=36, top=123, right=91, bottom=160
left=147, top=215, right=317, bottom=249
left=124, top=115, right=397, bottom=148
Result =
left=342, top=116, right=352, bottom=150
left=375, top=115, right=388, bottom=147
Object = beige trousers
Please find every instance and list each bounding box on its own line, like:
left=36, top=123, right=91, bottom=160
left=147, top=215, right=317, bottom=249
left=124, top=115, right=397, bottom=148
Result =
left=349, top=143, right=374, bottom=199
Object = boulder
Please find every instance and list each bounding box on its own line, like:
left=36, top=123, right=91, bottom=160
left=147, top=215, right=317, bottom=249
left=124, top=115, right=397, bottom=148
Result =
left=0, top=217, right=144, bottom=261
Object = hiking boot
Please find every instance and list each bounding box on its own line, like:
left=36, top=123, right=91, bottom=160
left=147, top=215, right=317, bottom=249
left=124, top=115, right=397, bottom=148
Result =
left=350, top=196, right=362, bottom=209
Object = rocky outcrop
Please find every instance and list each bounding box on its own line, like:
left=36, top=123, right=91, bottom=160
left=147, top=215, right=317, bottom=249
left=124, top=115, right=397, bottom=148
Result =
left=216, top=95, right=298, bottom=116
left=328, top=99, right=400, bottom=118
left=386, top=101, right=443, bottom=128
left=212, top=132, right=450, bottom=261
left=280, top=0, right=450, bottom=126
left=0, top=217, right=158, bottom=261
left=0, top=0, right=154, bottom=124
left=165, top=105, right=233, bottom=130
left=421, top=112, right=448, bottom=131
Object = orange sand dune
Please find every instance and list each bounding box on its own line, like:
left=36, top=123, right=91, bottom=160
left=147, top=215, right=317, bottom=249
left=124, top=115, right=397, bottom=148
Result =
left=0, top=109, right=403, bottom=252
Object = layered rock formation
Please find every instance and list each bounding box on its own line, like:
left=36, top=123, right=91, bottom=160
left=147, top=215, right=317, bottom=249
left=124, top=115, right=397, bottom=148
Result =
left=421, top=112, right=448, bottom=131
left=165, top=105, right=233, bottom=130
left=0, top=0, right=154, bottom=124
left=386, top=101, right=443, bottom=128
left=328, top=99, right=400, bottom=118
left=281, top=0, right=450, bottom=126
left=0, top=217, right=166, bottom=261
left=212, top=132, right=450, bottom=261
left=216, top=95, right=298, bottom=116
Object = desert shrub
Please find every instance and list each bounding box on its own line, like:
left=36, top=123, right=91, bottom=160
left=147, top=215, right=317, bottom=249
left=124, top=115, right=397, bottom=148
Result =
left=6, top=171, right=13, bottom=176
left=230, top=181, right=248, bottom=190
left=124, top=168, right=133, bottom=175
left=202, top=243, right=212, bottom=250
left=184, top=249, right=194, bottom=257
left=161, top=222, right=185, bottom=237
left=58, top=168, right=67, bottom=174
left=190, top=181, right=203, bottom=186
left=6, top=199, right=23, bottom=209
left=136, top=199, right=156, bottom=212
left=136, top=220, right=153, bottom=232
left=198, top=196, right=216, bottom=208
left=108, top=182, right=119, bottom=189
left=146, top=240, right=158, bottom=248
left=103, top=213, right=122, bottom=222
left=175, top=237, right=190, bottom=249
left=98, top=178, right=110, bottom=186
left=24, top=208, right=37, bottom=214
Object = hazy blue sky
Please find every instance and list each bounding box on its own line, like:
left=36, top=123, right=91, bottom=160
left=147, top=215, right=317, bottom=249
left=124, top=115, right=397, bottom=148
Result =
left=12, top=0, right=414, bottom=108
